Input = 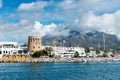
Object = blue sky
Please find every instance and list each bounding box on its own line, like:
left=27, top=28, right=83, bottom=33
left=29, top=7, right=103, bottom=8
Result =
left=0, top=0, right=120, bottom=44
left=0, top=0, right=65, bottom=24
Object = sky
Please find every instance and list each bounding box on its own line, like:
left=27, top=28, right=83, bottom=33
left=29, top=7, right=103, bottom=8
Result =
left=0, top=0, right=120, bottom=44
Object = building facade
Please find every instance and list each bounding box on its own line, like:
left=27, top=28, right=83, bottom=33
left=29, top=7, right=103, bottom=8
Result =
left=0, top=42, right=23, bottom=58
left=28, top=36, right=42, bottom=53
left=43, top=46, right=86, bottom=58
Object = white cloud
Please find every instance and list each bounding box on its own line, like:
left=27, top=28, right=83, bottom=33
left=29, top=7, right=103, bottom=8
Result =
left=32, top=21, right=56, bottom=36
left=19, top=19, right=30, bottom=26
left=16, top=0, right=120, bottom=25
left=56, top=0, right=120, bottom=38
left=2, top=0, right=120, bottom=43
left=18, top=1, right=48, bottom=11
left=1, top=9, right=120, bottom=44
left=0, top=19, right=33, bottom=43
left=58, top=0, right=78, bottom=10
left=58, top=0, right=120, bottom=14
left=32, top=21, right=70, bottom=37
left=0, top=33, right=4, bottom=39
left=0, top=20, right=70, bottom=44
left=0, top=0, right=2, bottom=8
left=71, top=10, right=120, bottom=38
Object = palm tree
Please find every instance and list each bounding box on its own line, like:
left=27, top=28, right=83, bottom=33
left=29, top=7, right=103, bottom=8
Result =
left=45, top=47, right=53, bottom=55
left=95, top=49, right=100, bottom=57
left=85, top=47, right=90, bottom=57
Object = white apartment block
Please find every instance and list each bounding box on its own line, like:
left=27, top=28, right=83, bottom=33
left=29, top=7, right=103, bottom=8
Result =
left=0, top=42, right=23, bottom=58
left=43, top=46, right=86, bottom=58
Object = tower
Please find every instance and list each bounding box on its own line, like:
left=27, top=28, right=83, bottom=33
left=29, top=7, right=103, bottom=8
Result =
left=28, top=36, right=42, bottom=53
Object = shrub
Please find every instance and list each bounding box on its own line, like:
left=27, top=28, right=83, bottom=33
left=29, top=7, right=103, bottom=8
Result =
left=74, top=51, right=79, bottom=58
left=102, top=53, right=108, bottom=57
left=31, top=49, right=49, bottom=58
left=32, top=51, right=41, bottom=58
left=96, top=49, right=100, bottom=54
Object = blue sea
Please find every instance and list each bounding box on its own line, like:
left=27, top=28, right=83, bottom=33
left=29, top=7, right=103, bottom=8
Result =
left=0, top=62, right=120, bottom=80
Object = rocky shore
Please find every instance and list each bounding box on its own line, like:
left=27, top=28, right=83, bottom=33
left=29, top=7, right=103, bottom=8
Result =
left=0, top=57, right=120, bottom=63
left=27, top=57, right=120, bottom=63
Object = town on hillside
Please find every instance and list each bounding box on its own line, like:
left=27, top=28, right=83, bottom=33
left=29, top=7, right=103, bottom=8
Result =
left=0, top=36, right=119, bottom=62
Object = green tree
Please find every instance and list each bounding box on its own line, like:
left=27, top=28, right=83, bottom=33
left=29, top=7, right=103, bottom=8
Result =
left=102, top=53, right=108, bottom=57
left=31, top=49, right=49, bottom=58
left=85, top=47, right=90, bottom=57
left=74, top=51, right=79, bottom=58
left=104, top=50, right=108, bottom=53
left=32, top=51, right=41, bottom=58
left=96, top=49, right=100, bottom=54
left=42, top=49, right=48, bottom=56
left=45, top=47, right=53, bottom=55
left=85, top=47, right=90, bottom=53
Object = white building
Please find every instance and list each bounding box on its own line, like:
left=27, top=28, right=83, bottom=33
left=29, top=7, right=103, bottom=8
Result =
left=0, top=42, right=23, bottom=58
left=44, top=46, right=86, bottom=58
left=20, top=45, right=28, bottom=54
left=88, top=50, right=97, bottom=58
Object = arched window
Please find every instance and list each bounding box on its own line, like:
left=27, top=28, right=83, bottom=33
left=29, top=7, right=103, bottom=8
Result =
left=33, top=38, right=35, bottom=41
left=30, top=39, right=32, bottom=42
left=38, top=38, right=39, bottom=41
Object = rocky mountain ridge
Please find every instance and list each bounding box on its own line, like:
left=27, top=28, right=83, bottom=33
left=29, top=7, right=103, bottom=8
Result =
left=42, top=31, right=120, bottom=49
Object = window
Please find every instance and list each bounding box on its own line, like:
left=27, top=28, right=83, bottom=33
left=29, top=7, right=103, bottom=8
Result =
left=18, top=50, right=23, bottom=54
left=3, top=51, right=5, bottom=53
left=33, top=38, right=35, bottom=41
left=30, top=39, right=32, bottom=42
left=13, top=52, right=16, bottom=54
left=81, top=53, right=84, bottom=54
left=0, top=51, right=1, bottom=54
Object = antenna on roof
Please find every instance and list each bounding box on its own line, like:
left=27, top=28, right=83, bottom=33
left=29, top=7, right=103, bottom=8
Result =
left=103, top=33, right=106, bottom=50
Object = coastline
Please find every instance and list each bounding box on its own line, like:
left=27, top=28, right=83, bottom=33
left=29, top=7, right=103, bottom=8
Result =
left=0, top=57, right=120, bottom=63
left=26, top=57, right=120, bottom=63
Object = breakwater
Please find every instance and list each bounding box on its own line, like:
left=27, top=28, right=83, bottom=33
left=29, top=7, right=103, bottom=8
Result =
left=28, top=57, right=119, bottom=63
left=0, top=57, right=120, bottom=63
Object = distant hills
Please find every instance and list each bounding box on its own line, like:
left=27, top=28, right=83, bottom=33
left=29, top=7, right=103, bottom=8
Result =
left=42, top=31, right=120, bottom=49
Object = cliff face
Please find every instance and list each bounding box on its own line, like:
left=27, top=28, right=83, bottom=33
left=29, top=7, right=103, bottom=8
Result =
left=42, top=31, right=120, bottom=49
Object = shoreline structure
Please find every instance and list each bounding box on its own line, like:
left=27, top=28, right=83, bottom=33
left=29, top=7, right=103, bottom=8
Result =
left=0, top=57, right=120, bottom=63
left=29, top=57, right=120, bottom=63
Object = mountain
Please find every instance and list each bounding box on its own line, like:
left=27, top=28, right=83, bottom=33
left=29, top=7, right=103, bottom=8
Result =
left=42, top=31, right=120, bottom=49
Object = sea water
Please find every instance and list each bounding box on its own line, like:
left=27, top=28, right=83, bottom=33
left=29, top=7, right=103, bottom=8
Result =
left=0, top=62, right=120, bottom=80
